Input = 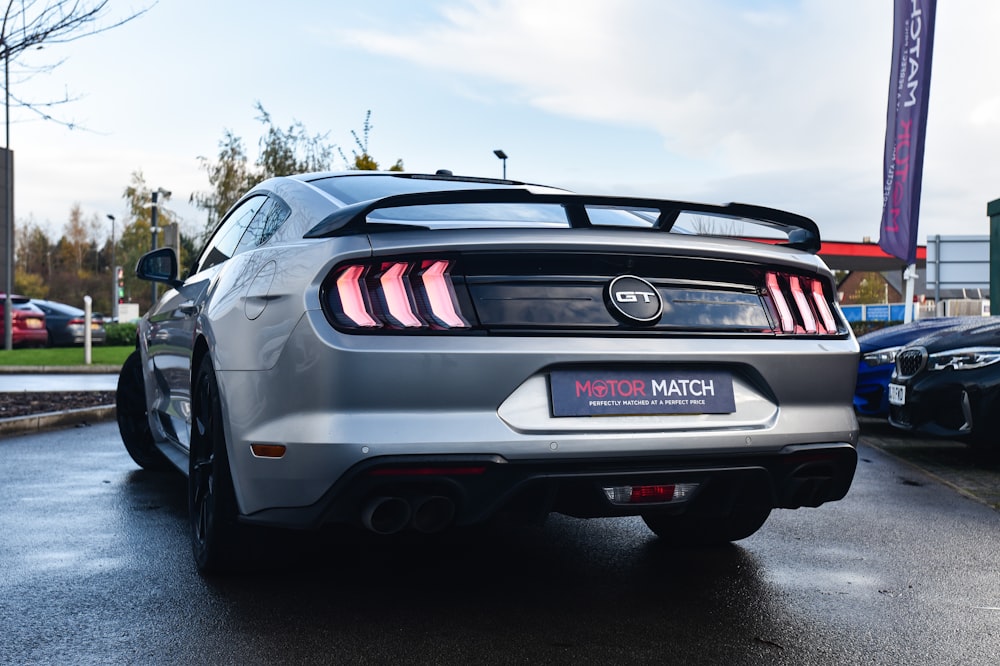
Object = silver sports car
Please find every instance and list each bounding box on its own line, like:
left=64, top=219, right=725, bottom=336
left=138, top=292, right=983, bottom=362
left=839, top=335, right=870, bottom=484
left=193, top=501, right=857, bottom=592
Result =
left=116, top=171, right=860, bottom=573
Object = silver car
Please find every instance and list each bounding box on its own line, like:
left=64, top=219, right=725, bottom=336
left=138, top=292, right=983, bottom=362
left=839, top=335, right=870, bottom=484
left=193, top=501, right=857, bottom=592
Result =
left=116, top=171, right=860, bottom=573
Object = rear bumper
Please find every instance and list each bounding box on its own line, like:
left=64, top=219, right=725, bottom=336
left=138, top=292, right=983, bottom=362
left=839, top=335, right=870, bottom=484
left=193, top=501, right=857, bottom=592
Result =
left=240, top=442, right=858, bottom=531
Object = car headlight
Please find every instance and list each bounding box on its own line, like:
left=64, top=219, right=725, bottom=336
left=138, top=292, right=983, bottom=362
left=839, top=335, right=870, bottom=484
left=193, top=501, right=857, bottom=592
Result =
left=927, top=347, right=1000, bottom=371
left=863, top=346, right=901, bottom=367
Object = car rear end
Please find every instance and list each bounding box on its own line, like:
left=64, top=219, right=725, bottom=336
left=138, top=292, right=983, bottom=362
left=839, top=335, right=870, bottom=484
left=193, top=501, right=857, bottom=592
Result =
left=0, top=295, right=48, bottom=347
left=215, top=182, right=859, bottom=534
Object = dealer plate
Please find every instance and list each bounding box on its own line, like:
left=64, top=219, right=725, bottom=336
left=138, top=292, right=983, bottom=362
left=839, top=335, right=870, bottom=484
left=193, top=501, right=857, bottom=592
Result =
left=550, top=369, right=735, bottom=417
left=888, top=383, right=906, bottom=406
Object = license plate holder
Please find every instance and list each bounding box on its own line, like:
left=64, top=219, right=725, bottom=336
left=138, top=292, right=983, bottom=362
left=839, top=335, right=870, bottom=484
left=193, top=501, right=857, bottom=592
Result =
left=550, top=369, right=736, bottom=417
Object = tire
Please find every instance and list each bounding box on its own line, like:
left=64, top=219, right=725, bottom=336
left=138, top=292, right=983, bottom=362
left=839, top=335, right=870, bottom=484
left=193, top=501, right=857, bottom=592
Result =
left=642, top=505, right=771, bottom=547
left=188, top=360, right=244, bottom=574
left=116, top=350, right=170, bottom=471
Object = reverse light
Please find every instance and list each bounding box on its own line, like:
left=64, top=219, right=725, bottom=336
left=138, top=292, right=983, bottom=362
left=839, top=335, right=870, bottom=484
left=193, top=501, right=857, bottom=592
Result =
left=602, top=482, right=699, bottom=505
left=927, top=347, right=1000, bottom=371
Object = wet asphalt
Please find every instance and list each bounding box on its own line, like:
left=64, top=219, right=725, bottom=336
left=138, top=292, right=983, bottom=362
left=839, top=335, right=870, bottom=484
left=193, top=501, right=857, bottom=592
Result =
left=0, top=422, right=998, bottom=664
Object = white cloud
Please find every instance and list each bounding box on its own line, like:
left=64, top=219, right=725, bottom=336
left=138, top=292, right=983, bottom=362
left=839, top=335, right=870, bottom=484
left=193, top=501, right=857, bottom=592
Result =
left=337, top=0, right=1000, bottom=241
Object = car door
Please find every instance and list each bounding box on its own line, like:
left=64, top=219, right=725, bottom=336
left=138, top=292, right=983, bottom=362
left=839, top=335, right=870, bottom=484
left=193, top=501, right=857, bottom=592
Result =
left=145, top=195, right=267, bottom=449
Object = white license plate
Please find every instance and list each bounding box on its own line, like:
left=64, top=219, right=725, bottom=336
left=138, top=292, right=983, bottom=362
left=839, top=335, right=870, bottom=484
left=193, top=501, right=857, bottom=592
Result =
left=888, top=383, right=906, bottom=406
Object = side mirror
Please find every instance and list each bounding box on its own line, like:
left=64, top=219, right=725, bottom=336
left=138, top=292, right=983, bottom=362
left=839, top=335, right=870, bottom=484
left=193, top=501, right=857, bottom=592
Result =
left=135, top=248, right=183, bottom=289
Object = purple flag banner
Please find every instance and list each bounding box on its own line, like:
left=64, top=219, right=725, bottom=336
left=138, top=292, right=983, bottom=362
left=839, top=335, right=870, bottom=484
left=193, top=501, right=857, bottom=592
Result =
left=878, top=0, right=936, bottom=265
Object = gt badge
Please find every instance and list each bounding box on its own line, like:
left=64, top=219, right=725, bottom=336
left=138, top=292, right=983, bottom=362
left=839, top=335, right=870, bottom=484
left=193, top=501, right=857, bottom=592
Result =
left=606, top=275, right=662, bottom=325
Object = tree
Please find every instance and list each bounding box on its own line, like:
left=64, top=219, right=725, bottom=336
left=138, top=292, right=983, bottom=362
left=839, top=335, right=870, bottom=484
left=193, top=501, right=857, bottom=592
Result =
left=190, top=131, right=254, bottom=237
left=14, top=217, right=50, bottom=277
left=62, top=203, right=89, bottom=274
left=118, top=171, right=181, bottom=312
left=192, top=108, right=403, bottom=237
left=850, top=273, right=890, bottom=305
left=254, top=102, right=334, bottom=179
left=192, top=105, right=338, bottom=237
left=339, top=110, right=404, bottom=172
left=2, top=1, right=151, bottom=347
left=1, top=1, right=151, bottom=126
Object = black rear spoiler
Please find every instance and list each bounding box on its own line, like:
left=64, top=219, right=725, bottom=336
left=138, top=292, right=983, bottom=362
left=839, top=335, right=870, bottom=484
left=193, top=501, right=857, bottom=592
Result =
left=303, top=188, right=821, bottom=253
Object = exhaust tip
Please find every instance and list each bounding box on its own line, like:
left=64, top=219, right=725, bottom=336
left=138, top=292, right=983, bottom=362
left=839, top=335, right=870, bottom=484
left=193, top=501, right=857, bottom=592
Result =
left=410, top=495, right=456, bottom=534
left=362, top=497, right=412, bottom=535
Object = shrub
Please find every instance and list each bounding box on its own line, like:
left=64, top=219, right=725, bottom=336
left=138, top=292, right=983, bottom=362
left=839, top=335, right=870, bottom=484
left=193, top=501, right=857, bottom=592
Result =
left=105, top=322, right=138, bottom=347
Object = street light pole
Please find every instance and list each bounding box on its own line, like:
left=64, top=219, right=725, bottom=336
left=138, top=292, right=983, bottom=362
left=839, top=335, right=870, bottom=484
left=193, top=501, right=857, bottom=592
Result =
left=493, top=149, right=508, bottom=180
left=3, top=42, right=12, bottom=350
left=107, top=214, right=116, bottom=321
left=150, top=191, right=159, bottom=309
left=148, top=187, right=172, bottom=310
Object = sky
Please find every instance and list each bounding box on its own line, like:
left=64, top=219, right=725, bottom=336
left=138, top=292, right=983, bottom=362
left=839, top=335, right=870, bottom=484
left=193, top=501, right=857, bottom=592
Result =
left=7, top=0, right=1000, bottom=251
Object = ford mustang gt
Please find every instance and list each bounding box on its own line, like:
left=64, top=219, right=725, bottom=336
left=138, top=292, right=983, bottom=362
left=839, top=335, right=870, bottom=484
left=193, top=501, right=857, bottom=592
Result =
left=116, top=171, right=860, bottom=573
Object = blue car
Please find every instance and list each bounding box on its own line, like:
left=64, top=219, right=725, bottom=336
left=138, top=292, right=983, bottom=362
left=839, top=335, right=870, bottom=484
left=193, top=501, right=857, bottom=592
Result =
left=854, top=317, right=980, bottom=417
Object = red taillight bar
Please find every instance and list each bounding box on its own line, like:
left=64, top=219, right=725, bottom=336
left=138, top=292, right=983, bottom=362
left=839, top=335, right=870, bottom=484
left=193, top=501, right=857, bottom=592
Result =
left=379, top=262, right=423, bottom=328
left=336, top=265, right=380, bottom=328
left=766, top=272, right=795, bottom=333
left=788, top=276, right=817, bottom=333
left=332, top=259, right=470, bottom=331
left=810, top=279, right=837, bottom=334
left=421, top=260, right=469, bottom=328
left=765, top=271, right=839, bottom=336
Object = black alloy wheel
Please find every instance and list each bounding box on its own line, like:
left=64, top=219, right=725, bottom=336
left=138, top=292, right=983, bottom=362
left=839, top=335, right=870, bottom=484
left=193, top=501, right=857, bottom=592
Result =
left=116, top=350, right=169, bottom=471
left=189, top=360, right=243, bottom=574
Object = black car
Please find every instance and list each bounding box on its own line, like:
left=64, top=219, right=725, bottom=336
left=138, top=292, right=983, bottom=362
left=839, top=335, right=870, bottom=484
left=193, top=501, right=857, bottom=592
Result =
left=887, top=318, right=1000, bottom=451
left=30, top=299, right=107, bottom=346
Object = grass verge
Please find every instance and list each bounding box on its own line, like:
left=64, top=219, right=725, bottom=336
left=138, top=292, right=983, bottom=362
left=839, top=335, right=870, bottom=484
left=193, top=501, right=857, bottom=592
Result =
left=0, top=346, right=133, bottom=367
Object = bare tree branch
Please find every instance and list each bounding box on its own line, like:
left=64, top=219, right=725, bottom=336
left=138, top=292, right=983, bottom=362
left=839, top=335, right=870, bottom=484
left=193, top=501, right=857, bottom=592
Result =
left=0, top=0, right=153, bottom=132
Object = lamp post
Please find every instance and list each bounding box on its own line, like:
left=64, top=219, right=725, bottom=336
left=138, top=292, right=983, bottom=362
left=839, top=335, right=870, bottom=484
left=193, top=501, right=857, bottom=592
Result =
left=149, top=188, right=171, bottom=309
left=3, top=44, right=12, bottom=350
left=107, top=214, right=116, bottom=321
left=493, top=149, right=508, bottom=179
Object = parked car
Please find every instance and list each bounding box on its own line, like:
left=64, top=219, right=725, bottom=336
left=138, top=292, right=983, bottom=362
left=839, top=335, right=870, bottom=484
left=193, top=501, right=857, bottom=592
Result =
left=854, top=317, right=979, bottom=417
left=116, top=171, right=860, bottom=573
left=30, top=299, right=107, bottom=346
left=0, top=294, right=48, bottom=347
left=888, top=318, right=1000, bottom=451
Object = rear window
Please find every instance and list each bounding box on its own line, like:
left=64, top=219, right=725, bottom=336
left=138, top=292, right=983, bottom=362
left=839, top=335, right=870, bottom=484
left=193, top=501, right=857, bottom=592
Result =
left=309, top=175, right=654, bottom=229
left=306, top=174, right=808, bottom=244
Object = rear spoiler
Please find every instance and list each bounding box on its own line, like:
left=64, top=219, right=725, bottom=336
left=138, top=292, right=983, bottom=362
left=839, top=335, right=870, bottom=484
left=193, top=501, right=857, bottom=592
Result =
left=303, top=188, right=821, bottom=253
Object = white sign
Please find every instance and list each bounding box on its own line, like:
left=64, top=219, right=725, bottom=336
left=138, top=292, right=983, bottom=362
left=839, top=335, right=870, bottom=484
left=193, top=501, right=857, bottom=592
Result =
left=118, top=303, right=140, bottom=323
left=926, top=235, right=990, bottom=292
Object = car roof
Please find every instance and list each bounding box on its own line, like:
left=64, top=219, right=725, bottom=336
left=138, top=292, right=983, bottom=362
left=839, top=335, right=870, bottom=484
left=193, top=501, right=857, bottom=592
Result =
left=31, top=299, right=84, bottom=315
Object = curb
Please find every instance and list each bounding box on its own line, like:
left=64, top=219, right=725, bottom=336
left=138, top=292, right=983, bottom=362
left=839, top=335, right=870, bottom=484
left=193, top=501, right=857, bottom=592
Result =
left=0, top=365, right=120, bottom=374
left=0, top=405, right=116, bottom=437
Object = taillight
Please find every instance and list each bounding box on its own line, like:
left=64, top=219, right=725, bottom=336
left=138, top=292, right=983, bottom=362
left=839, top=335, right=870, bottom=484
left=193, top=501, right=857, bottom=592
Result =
left=327, top=259, right=471, bottom=331
left=764, top=271, right=838, bottom=335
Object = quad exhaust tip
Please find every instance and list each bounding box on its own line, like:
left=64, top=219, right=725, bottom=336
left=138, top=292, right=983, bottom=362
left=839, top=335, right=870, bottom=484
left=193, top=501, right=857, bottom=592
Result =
left=361, top=495, right=456, bottom=535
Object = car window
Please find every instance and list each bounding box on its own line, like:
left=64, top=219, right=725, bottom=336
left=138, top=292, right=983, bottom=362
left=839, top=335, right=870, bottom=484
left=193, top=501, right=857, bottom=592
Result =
left=195, top=195, right=267, bottom=273
left=233, top=196, right=291, bottom=254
